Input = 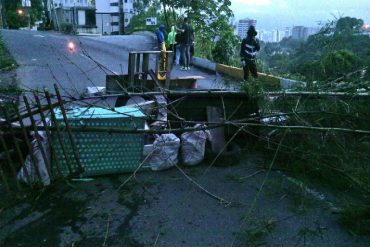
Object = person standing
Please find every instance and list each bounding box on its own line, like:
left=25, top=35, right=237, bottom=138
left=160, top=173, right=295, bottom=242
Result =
left=167, top=25, right=176, bottom=51
left=179, top=17, right=194, bottom=70
left=174, top=32, right=181, bottom=65
left=156, top=24, right=166, bottom=50
left=167, top=25, right=178, bottom=64
left=240, top=25, right=260, bottom=81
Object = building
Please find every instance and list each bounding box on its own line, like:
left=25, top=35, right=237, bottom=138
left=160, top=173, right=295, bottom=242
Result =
left=49, top=0, right=97, bottom=34
left=284, top=27, right=291, bottom=38
left=272, top=29, right=284, bottom=43
left=291, top=26, right=319, bottom=41
left=291, top=26, right=307, bottom=40
left=96, top=0, right=134, bottom=35
left=237, top=18, right=257, bottom=38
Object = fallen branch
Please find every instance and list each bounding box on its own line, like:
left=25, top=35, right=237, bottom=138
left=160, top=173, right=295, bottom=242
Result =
left=175, top=165, right=231, bottom=206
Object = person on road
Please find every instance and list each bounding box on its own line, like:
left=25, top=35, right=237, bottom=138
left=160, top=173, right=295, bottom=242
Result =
left=178, top=17, right=194, bottom=70
left=156, top=24, right=166, bottom=50
left=240, top=25, right=260, bottom=81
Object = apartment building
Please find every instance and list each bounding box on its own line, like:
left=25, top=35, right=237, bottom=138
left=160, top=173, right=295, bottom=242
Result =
left=237, top=18, right=257, bottom=38
left=96, top=0, right=134, bottom=35
left=49, top=0, right=97, bottom=34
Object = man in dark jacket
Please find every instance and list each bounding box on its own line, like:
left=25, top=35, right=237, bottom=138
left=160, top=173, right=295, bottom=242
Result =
left=179, top=17, right=194, bottom=70
left=240, top=25, right=260, bottom=81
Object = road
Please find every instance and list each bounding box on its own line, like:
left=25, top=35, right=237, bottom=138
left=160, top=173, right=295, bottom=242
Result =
left=2, top=30, right=225, bottom=99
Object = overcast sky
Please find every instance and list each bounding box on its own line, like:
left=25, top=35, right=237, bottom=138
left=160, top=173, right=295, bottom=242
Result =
left=230, top=0, right=370, bottom=30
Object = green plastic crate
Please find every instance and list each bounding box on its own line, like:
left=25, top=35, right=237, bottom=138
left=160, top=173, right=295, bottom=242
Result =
left=52, top=106, right=146, bottom=177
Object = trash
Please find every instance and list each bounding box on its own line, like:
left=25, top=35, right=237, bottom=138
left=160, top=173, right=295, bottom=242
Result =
left=180, top=124, right=210, bottom=166
left=17, top=126, right=51, bottom=186
left=83, top=86, right=106, bottom=96
left=151, top=95, right=167, bottom=129
left=146, top=134, right=180, bottom=171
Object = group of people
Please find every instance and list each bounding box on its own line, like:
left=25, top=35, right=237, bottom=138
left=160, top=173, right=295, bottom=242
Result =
left=156, top=19, right=260, bottom=81
left=156, top=17, right=194, bottom=71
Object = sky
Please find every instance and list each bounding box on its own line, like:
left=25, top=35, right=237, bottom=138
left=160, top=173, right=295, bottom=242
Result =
left=230, top=0, right=370, bottom=30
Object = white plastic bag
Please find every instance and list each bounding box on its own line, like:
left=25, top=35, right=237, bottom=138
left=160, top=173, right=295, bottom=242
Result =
left=181, top=124, right=210, bottom=166
left=147, top=134, right=180, bottom=171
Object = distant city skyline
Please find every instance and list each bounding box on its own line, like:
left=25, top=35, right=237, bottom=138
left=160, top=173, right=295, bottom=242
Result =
left=230, top=0, right=370, bottom=30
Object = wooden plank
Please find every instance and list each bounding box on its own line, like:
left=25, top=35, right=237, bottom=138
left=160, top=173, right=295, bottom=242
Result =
left=142, top=53, right=149, bottom=88
left=128, top=52, right=136, bottom=87
left=136, top=53, right=141, bottom=73
left=165, top=51, right=174, bottom=89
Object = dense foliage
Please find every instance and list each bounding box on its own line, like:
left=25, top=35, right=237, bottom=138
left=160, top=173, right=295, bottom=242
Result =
left=3, top=0, right=44, bottom=29
left=259, top=17, right=370, bottom=84
left=129, top=0, right=238, bottom=62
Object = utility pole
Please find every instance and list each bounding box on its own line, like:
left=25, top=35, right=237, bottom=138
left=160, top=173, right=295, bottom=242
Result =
left=42, top=0, right=50, bottom=26
left=118, top=0, right=124, bottom=35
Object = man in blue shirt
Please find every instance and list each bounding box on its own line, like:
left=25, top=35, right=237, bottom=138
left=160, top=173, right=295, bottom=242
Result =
left=156, top=24, right=166, bottom=49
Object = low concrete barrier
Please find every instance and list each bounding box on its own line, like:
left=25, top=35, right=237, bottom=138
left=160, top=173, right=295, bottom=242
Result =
left=192, top=56, right=306, bottom=90
left=192, top=57, right=217, bottom=72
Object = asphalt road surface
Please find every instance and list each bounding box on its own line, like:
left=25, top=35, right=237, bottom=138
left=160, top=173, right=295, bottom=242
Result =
left=2, top=30, right=224, bottom=99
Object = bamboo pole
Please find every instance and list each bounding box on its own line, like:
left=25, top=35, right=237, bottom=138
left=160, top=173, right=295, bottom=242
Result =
left=0, top=134, right=22, bottom=191
left=0, top=166, right=11, bottom=195
left=44, top=88, right=73, bottom=175
left=3, top=101, right=61, bottom=128
left=8, top=121, right=370, bottom=136
left=14, top=107, right=43, bottom=183
left=53, top=84, right=83, bottom=173
left=23, top=96, right=52, bottom=180
left=1, top=107, right=32, bottom=187
left=33, top=93, right=62, bottom=177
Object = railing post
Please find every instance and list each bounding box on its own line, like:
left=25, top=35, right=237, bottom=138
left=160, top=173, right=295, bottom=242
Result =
left=141, top=53, right=149, bottom=89
left=165, top=51, right=174, bottom=89
left=128, top=52, right=136, bottom=88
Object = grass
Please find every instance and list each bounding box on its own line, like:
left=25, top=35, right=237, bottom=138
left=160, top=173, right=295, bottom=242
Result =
left=0, top=31, right=20, bottom=117
left=340, top=204, right=370, bottom=235
left=242, top=81, right=370, bottom=235
left=236, top=215, right=277, bottom=247
left=0, top=32, right=16, bottom=70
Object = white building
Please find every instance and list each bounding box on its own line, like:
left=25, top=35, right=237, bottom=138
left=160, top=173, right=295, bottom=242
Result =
left=237, top=18, right=257, bottom=38
left=49, top=0, right=97, bottom=34
left=96, top=0, right=134, bottom=35
left=271, top=29, right=284, bottom=43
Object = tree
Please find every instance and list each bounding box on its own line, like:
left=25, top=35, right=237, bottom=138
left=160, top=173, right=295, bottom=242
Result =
left=212, top=27, right=240, bottom=66
left=3, top=0, right=44, bottom=29
left=335, top=17, right=364, bottom=35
